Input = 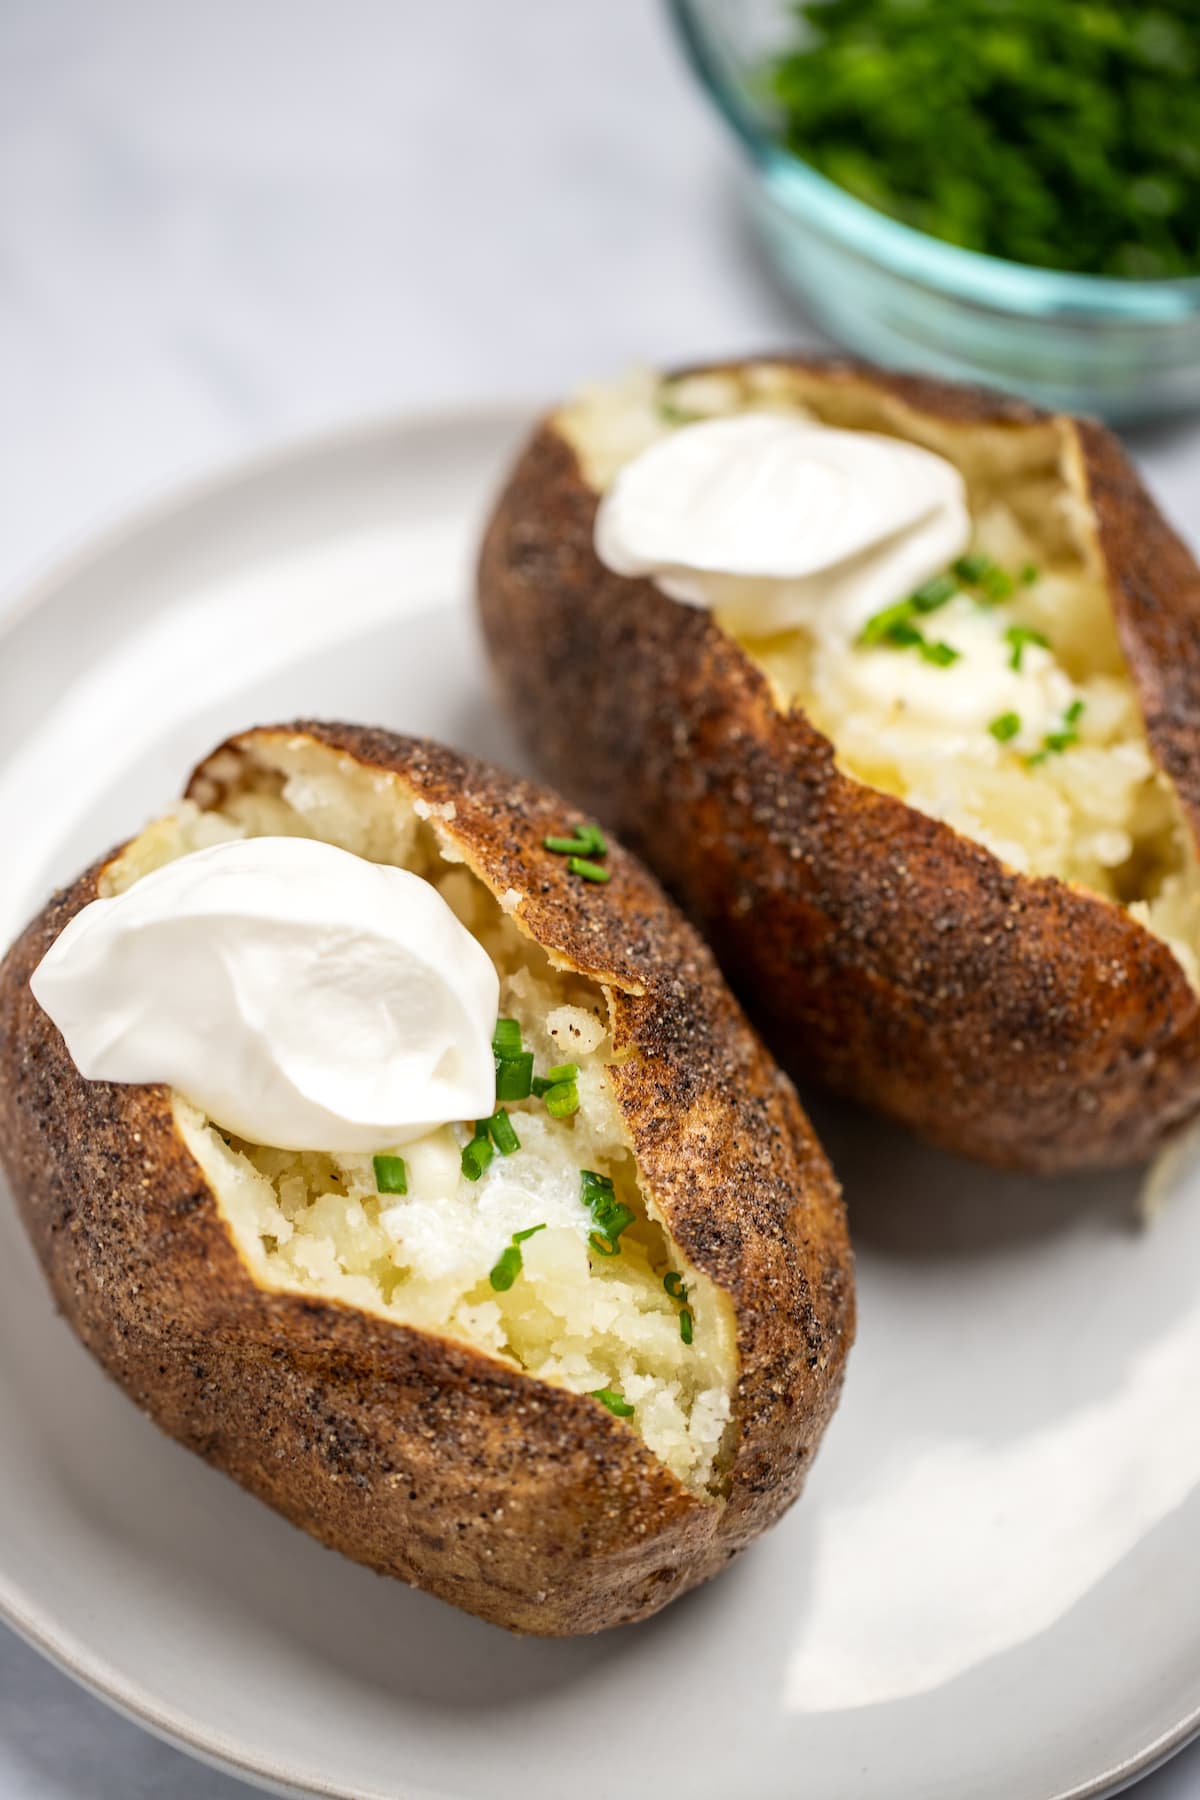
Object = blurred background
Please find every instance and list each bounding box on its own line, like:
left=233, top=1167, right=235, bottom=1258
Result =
left=1, top=3, right=1198, bottom=1794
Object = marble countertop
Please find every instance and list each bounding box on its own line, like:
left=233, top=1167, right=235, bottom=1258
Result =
left=1, top=3, right=1198, bottom=1795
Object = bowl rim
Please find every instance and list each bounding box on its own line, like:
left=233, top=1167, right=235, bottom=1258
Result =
left=668, top=0, right=1200, bottom=321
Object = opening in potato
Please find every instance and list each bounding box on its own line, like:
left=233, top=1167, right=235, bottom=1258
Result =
left=101, top=736, right=738, bottom=1492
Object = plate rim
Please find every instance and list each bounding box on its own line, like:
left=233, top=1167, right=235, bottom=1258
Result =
left=1, top=399, right=1198, bottom=1800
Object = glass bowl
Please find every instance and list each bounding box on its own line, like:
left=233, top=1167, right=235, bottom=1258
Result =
left=669, top=0, right=1200, bottom=423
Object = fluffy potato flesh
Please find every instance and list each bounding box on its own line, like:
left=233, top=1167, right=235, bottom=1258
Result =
left=559, top=368, right=1200, bottom=988
left=102, top=741, right=738, bottom=1493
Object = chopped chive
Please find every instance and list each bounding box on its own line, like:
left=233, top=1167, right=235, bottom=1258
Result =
left=658, top=397, right=703, bottom=426
left=590, top=1386, right=635, bottom=1418
left=1026, top=749, right=1050, bottom=767
left=581, top=1169, right=636, bottom=1256
left=484, top=1108, right=520, bottom=1155
left=1032, top=698, right=1087, bottom=761
left=989, top=711, right=1021, bottom=743
left=492, top=1018, right=521, bottom=1058
left=488, top=1244, right=522, bottom=1290
left=495, top=1051, right=534, bottom=1101
left=679, top=1307, right=694, bottom=1346
left=543, top=823, right=608, bottom=859
left=544, top=1080, right=580, bottom=1119
left=860, top=598, right=917, bottom=645
left=884, top=619, right=924, bottom=647
left=531, top=1075, right=551, bottom=1098
left=488, top=1223, right=547, bottom=1291
left=918, top=639, right=960, bottom=667
left=1005, top=624, right=1050, bottom=671
left=910, top=572, right=956, bottom=611
left=981, top=564, right=1015, bottom=602
left=1021, top=563, right=1040, bottom=585
left=461, top=1133, right=494, bottom=1182
left=952, top=552, right=992, bottom=585
left=663, top=1271, right=687, bottom=1300
left=373, top=1154, right=408, bottom=1195
left=545, top=1063, right=579, bottom=1083
left=567, top=856, right=611, bottom=883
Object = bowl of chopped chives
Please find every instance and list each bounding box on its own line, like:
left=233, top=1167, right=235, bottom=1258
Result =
left=669, top=0, right=1200, bottom=421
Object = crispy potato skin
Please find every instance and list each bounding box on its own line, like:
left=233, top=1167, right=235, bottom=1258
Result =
left=0, top=723, right=852, bottom=1635
left=478, top=357, right=1200, bottom=1172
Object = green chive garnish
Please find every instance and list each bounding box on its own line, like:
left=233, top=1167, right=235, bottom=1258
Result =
left=488, top=1244, right=522, bottom=1290
left=860, top=598, right=919, bottom=645
left=488, top=1223, right=547, bottom=1292
left=492, top=1018, right=521, bottom=1058
left=546, top=1063, right=578, bottom=1083
left=483, top=1108, right=520, bottom=1156
left=590, top=1387, right=635, bottom=1418
left=1028, top=699, right=1085, bottom=764
left=663, top=1271, right=687, bottom=1300
left=461, top=1133, right=494, bottom=1182
left=658, top=397, right=702, bottom=426
left=544, top=824, right=608, bottom=859
left=495, top=1052, right=534, bottom=1101
left=1005, top=624, right=1050, bottom=671
left=989, top=712, right=1021, bottom=743
left=581, top=1169, right=636, bottom=1257
left=544, top=1080, right=580, bottom=1118
left=910, top=573, right=956, bottom=611
left=567, top=856, right=611, bottom=883
left=918, top=639, right=960, bottom=667
left=980, top=564, right=1015, bottom=602
left=1021, top=563, right=1040, bottom=586
left=373, top=1154, right=408, bottom=1195
left=679, top=1308, right=694, bottom=1346
left=952, top=552, right=992, bottom=586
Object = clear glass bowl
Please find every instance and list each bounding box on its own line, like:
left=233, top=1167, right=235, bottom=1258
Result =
left=670, top=0, right=1200, bottom=423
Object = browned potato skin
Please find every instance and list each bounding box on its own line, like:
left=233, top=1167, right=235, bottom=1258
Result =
left=478, top=358, right=1200, bottom=1173
left=0, top=722, right=852, bottom=1635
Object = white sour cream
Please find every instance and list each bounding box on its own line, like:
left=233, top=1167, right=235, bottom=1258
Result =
left=593, top=412, right=971, bottom=639
left=30, top=836, right=500, bottom=1151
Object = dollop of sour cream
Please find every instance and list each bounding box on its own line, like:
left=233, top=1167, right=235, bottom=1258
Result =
left=30, top=836, right=500, bottom=1152
left=593, top=412, right=971, bottom=639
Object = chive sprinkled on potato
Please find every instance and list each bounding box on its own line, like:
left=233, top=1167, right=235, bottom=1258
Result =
left=461, top=1130, right=494, bottom=1182
left=989, top=712, right=1022, bottom=743
left=590, top=1386, right=635, bottom=1418
left=1005, top=624, right=1050, bottom=671
left=373, top=1154, right=408, bottom=1195
left=582, top=1168, right=636, bottom=1257
left=544, top=823, right=610, bottom=882
left=488, top=1223, right=547, bottom=1292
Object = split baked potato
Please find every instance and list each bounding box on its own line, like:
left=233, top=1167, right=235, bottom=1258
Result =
left=479, top=358, right=1200, bottom=1173
left=0, top=722, right=853, bottom=1634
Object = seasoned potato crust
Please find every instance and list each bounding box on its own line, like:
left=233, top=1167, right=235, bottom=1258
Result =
left=0, top=723, right=853, bottom=1634
left=478, top=358, right=1200, bottom=1171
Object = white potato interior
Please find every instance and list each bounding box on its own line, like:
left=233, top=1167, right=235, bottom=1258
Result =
left=103, top=740, right=737, bottom=1491
left=559, top=368, right=1200, bottom=987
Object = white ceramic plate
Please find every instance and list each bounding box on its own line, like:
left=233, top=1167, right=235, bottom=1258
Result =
left=2, top=406, right=1200, bottom=1800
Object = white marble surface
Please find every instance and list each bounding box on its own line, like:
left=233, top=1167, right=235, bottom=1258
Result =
left=0, top=2, right=1198, bottom=1795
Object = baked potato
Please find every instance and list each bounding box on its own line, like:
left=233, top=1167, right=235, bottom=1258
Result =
left=478, top=357, right=1200, bottom=1174
left=0, top=721, right=852, bottom=1635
